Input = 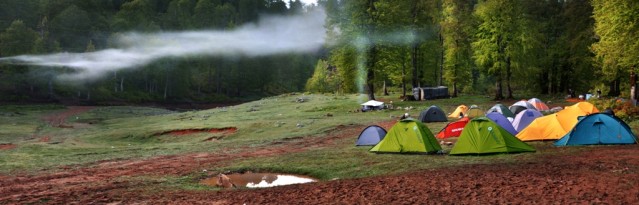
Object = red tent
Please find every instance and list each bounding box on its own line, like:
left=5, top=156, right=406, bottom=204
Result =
left=436, top=117, right=470, bottom=139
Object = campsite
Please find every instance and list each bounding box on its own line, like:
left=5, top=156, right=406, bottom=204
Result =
left=1, top=0, right=639, bottom=204
left=0, top=94, right=639, bottom=204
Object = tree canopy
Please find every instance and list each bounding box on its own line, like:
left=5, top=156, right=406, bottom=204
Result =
left=0, top=0, right=636, bottom=103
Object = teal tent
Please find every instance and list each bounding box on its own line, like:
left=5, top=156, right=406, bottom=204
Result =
left=555, top=113, right=638, bottom=146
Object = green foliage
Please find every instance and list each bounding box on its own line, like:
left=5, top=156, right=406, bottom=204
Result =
left=441, top=0, right=474, bottom=96
left=0, top=20, right=38, bottom=56
left=0, top=0, right=319, bottom=103
left=49, top=5, right=91, bottom=52
left=305, top=60, right=339, bottom=93
left=0, top=0, right=638, bottom=105
left=591, top=0, right=639, bottom=81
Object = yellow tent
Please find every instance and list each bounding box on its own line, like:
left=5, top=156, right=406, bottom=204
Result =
left=516, top=102, right=599, bottom=141
left=448, top=105, right=468, bottom=118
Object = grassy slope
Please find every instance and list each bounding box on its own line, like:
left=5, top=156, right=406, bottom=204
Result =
left=0, top=94, right=607, bottom=187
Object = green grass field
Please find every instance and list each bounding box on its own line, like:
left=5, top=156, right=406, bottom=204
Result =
left=0, top=93, right=621, bottom=189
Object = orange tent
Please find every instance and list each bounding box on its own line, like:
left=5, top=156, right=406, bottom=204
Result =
left=448, top=105, right=468, bottom=118
left=566, top=102, right=599, bottom=114
left=516, top=102, right=599, bottom=141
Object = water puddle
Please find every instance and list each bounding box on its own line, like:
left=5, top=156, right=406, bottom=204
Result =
left=200, top=173, right=317, bottom=188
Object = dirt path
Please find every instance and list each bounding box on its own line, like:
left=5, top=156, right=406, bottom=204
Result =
left=41, top=106, right=96, bottom=127
left=0, top=121, right=392, bottom=204
left=1, top=117, right=637, bottom=204
left=112, top=145, right=639, bottom=204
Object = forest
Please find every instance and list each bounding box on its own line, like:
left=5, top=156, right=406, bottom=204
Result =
left=0, top=0, right=637, bottom=103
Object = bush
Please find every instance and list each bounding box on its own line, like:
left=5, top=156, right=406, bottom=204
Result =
left=589, top=98, right=639, bottom=121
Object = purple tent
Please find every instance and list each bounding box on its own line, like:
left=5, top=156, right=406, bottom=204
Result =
left=512, top=109, right=543, bottom=132
left=486, top=112, right=518, bottom=135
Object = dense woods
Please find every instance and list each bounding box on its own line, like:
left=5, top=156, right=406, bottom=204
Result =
left=0, top=0, right=318, bottom=103
left=310, top=0, right=638, bottom=101
left=0, top=0, right=637, bottom=103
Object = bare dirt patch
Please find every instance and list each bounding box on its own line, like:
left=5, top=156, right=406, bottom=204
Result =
left=153, top=127, right=238, bottom=136
left=0, top=143, right=16, bottom=150
left=42, top=106, right=96, bottom=127
left=0, top=119, right=638, bottom=204
left=38, top=136, right=50, bottom=143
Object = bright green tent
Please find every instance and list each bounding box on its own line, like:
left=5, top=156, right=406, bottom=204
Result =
left=450, top=117, right=535, bottom=155
left=370, top=119, right=442, bottom=153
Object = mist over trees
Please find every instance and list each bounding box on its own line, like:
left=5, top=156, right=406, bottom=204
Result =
left=0, top=0, right=318, bottom=103
left=0, top=0, right=637, bottom=103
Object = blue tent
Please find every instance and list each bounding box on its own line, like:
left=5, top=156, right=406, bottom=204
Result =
left=355, top=125, right=387, bottom=146
left=511, top=109, right=543, bottom=132
left=555, top=113, right=638, bottom=146
left=486, top=112, right=518, bottom=136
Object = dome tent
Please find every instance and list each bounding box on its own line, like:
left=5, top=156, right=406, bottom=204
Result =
left=448, top=105, right=468, bottom=118
left=555, top=113, right=637, bottom=146
left=436, top=117, right=470, bottom=139
left=517, top=102, right=599, bottom=141
left=450, top=117, right=535, bottom=155
left=355, top=125, right=387, bottom=146
left=528, top=98, right=549, bottom=111
left=370, top=119, right=442, bottom=153
left=486, top=104, right=515, bottom=118
left=486, top=112, right=518, bottom=136
left=418, top=105, right=448, bottom=123
left=511, top=109, right=543, bottom=132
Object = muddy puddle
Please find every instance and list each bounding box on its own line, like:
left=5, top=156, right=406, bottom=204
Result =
left=201, top=173, right=317, bottom=188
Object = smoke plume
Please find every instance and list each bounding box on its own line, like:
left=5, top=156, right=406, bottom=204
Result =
left=0, top=9, right=326, bottom=81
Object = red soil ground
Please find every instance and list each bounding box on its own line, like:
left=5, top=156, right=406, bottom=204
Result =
left=1, top=109, right=638, bottom=204
left=41, top=106, right=96, bottom=127
left=0, top=143, right=16, bottom=150
left=154, top=127, right=238, bottom=136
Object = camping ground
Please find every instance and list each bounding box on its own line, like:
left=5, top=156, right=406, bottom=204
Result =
left=0, top=94, right=638, bottom=204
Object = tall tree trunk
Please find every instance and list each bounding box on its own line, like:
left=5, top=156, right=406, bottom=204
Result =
left=164, top=68, right=169, bottom=100
left=48, top=78, right=54, bottom=99
left=366, top=45, right=377, bottom=100
left=119, top=77, right=124, bottom=92
left=410, top=1, right=419, bottom=89
left=401, top=56, right=407, bottom=98
left=207, top=62, right=213, bottom=91
left=506, top=56, right=513, bottom=99
left=452, top=67, right=458, bottom=97
left=439, top=32, right=444, bottom=86
left=453, top=82, right=458, bottom=97
left=113, top=71, right=118, bottom=92
left=216, top=69, right=222, bottom=94
left=631, top=69, right=637, bottom=105
left=495, top=70, right=504, bottom=100
left=383, top=81, right=388, bottom=96
left=365, top=0, right=377, bottom=101
left=411, top=43, right=419, bottom=88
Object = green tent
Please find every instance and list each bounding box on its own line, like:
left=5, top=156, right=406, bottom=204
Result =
left=370, top=119, right=442, bottom=153
left=450, top=117, right=535, bottom=155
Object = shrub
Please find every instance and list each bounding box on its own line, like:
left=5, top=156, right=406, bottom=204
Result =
left=589, top=98, right=639, bottom=121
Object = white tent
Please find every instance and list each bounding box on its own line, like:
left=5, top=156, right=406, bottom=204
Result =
left=361, top=100, right=385, bottom=111
left=361, top=100, right=384, bottom=107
